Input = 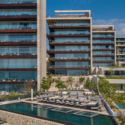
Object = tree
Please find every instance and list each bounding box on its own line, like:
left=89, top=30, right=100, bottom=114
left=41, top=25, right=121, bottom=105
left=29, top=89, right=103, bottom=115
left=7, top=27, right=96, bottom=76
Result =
left=41, top=74, right=54, bottom=91
left=67, top=76, right=74, bottom=87
left=84, top=80, right=97, bottom=94
left=55, top=80, right=66, bottom=91
left=79, top=77, right=85, bottom=85
left=24, top=81, right=36, bottom=93
left=107, top=70, right=113, bottom=76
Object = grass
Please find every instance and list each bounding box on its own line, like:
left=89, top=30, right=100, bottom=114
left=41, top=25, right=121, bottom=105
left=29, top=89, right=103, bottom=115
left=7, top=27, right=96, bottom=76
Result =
left=105, top=76, right=125, bottom=79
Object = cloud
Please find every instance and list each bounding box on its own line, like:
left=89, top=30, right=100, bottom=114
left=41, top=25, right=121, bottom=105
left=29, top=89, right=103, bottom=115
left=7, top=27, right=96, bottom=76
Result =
left=93, top=19, right=125, bottom=37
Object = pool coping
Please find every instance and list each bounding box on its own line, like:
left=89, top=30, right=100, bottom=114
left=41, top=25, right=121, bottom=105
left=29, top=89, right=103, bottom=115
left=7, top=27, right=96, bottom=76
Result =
left=0, top=107, right=77, bottom=125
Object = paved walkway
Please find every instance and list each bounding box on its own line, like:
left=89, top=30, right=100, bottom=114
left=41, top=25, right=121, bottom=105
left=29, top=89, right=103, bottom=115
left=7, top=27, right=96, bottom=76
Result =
left=22, top=100, right=109, bottom=116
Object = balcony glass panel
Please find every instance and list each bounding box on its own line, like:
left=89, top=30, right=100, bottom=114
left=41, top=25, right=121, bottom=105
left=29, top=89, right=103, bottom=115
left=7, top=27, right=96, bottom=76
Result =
left=93, top=34, right=114, bottom=38
left=116, top=38, right=125, bottom=41
left=53, top=38, right=90, bottom=43
left=0, top=59, right=37, bottom=68
left=0, top=71, right=37, bottom=82
left=0, top=22, right=37, bottom=29
left=0, top=0, right=37, bottom=4
left=119, top=48, right=125, bottom=50
left=48, top=62, right=90, bottom=68
left=0, top=34, right=37, bottom=42
left=93, top=45, right=114, bottom=49
left=54, top=70, right=87, bottom=76
left=55, top=53, right=89, bottom=59
left=116, top=42, right=125, bottom=45
left=93, top=57, right=114, bottom=61
left=0, top=46, right=37, bottom=55
left=0, top=10, right=36, bottom=16
left=51, top=29, right=90, bottom=35
left=93, top=63, right=112, bottom=67
left=93, top=40, right=114, bottom=43
left=53, top=45, right=90, bottom=51
left=50, top=21, right=90, bottom=26
left=93, top=51, right=114, bottom=55
left=0, top=84, right=37, bottom=92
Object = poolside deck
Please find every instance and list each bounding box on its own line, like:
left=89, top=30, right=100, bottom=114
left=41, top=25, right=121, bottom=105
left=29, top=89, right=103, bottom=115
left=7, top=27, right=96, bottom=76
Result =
left=22, top=100, right=109, bottom=116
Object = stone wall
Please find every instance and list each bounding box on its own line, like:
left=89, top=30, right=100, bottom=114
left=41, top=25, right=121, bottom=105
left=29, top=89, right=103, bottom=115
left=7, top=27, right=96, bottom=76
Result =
left=0, top=110, right=64, bottom=125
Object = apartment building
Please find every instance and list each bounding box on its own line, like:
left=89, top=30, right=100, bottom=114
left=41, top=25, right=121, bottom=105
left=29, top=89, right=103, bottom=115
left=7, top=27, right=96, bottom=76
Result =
left=116, top=37, right=125, bottom=63
left=0, top=0, right=46, bottom=92
left=47, top=10, right=120, bottom=75
left=47, top=10, right=92, bottom=76
left=92, top=25, right=116, bottom=67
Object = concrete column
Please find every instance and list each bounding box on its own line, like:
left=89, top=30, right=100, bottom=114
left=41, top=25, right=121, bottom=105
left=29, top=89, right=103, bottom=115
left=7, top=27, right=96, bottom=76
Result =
left=114, top=31, right=116, bottom=64
left=90, top=18, right=93, bottom=73
left=37, top=0, right=47, bottom=91
left=31, top=89, right=33, bottom=101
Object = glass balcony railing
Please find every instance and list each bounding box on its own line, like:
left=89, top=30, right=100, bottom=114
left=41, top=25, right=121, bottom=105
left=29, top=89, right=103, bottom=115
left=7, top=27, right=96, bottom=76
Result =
left=48, top=65, right=90, bottom=68
left=48, top=49, right=90, bottom=51
left=0, top=78, right=37, bottom=82
left=116, top=39, right=125, bottom=42
left=93, top=40, right=114, bottom=43
left=93, top=34, right=114, bottom=38
left=50, top=40, right=90, bottom=43
left=0, top=65, right=37, bottom=68
left=93, top=53, right=114, bottom=55
left=50, top=57, right=90, bottom=60
left=49, top=31, right=90, bottom=35
left=49, top=23, right=90, bottom=26
left=0, top=10, right=36, bottom=16
left=0, top=53, right=37, bottom=55
left=0, top=35, right=37, bottom=42
left=0, top=71, right=37, bottom=82
left=0, top=22, right=37, bottom=29
left=116, top=43, right=125, bottom=45
left=0, top=0, right=36, bottom=4
left=93, top=48, right=114, bottom=49
left=93, top=59, right=114, bottom=62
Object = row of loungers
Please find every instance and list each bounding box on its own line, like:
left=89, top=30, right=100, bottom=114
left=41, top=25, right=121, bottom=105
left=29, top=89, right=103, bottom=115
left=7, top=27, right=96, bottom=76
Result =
left=37, top=97, right=101, bottom=111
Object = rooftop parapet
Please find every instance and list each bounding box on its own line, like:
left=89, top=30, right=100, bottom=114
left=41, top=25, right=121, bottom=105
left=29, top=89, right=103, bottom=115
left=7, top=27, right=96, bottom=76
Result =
left=54, top=10, right=91, bottom=18
left=92, top=25, right=114, bottom=31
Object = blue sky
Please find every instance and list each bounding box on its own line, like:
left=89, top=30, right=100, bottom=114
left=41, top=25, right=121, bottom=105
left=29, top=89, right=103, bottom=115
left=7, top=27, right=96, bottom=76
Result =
left=46, top=0, right=125, bottom=48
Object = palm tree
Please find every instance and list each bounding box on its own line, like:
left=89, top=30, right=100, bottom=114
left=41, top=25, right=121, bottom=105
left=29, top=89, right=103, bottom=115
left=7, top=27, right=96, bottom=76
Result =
left=67, top=76, right=74, bottom=87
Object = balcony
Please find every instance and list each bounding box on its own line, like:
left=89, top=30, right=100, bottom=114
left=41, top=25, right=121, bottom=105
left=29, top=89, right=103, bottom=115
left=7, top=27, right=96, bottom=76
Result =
left=0, top=53, right=37, bottom=58
left=93, top=48, right=114, bottom=51
left=93, top=43, right=114, bottom=45
left=0, top=28, right=37, bottom=33
left=47, top=49, right=90, bottom=54
left=0, top=15, right=36, bottom=21
left=93, top=55, right=114, bottom=57
left=0, top=3, right=36, bottom=9
left=0, top=41, right=37, bottom=46
left=0, top=68, right=37, bottom=71
left=47, top=33, right=90, bottom=39
left=49, top=25, right=90, bottom=31
left=49, top=41, right=90, bottom=45
left=49, top=57, right=90, bottom=61
left=47, top=65, right=90, bottom=70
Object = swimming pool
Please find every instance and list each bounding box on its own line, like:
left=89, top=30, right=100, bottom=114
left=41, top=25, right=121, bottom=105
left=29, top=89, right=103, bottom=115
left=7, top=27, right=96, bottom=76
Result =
left=116, top=103, right=125, bottom=109
left=0, top=102, right=118, bottom=125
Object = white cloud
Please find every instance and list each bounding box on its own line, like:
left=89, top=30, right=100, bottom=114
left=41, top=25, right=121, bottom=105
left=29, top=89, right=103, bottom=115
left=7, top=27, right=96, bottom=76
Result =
left=93, top=19, right=125, bottom=37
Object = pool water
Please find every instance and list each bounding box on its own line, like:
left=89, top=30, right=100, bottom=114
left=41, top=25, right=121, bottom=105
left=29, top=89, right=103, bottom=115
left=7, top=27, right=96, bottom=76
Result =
left=0, top=102, right=118, bottom=125
left=116, top=103, right=125, bottom=109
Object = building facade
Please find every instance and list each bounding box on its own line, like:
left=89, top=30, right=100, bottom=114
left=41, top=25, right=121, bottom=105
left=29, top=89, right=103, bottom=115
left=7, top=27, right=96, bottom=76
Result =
left=47, top=10, right=92, bottom=76
left=47, top=10, right=123, bottom=76
left=0, top=0, right=46, bottom=92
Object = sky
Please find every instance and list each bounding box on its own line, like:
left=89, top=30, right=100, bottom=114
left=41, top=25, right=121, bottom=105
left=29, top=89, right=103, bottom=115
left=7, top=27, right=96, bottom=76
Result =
left=46, top=0, right=125, bottom=48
